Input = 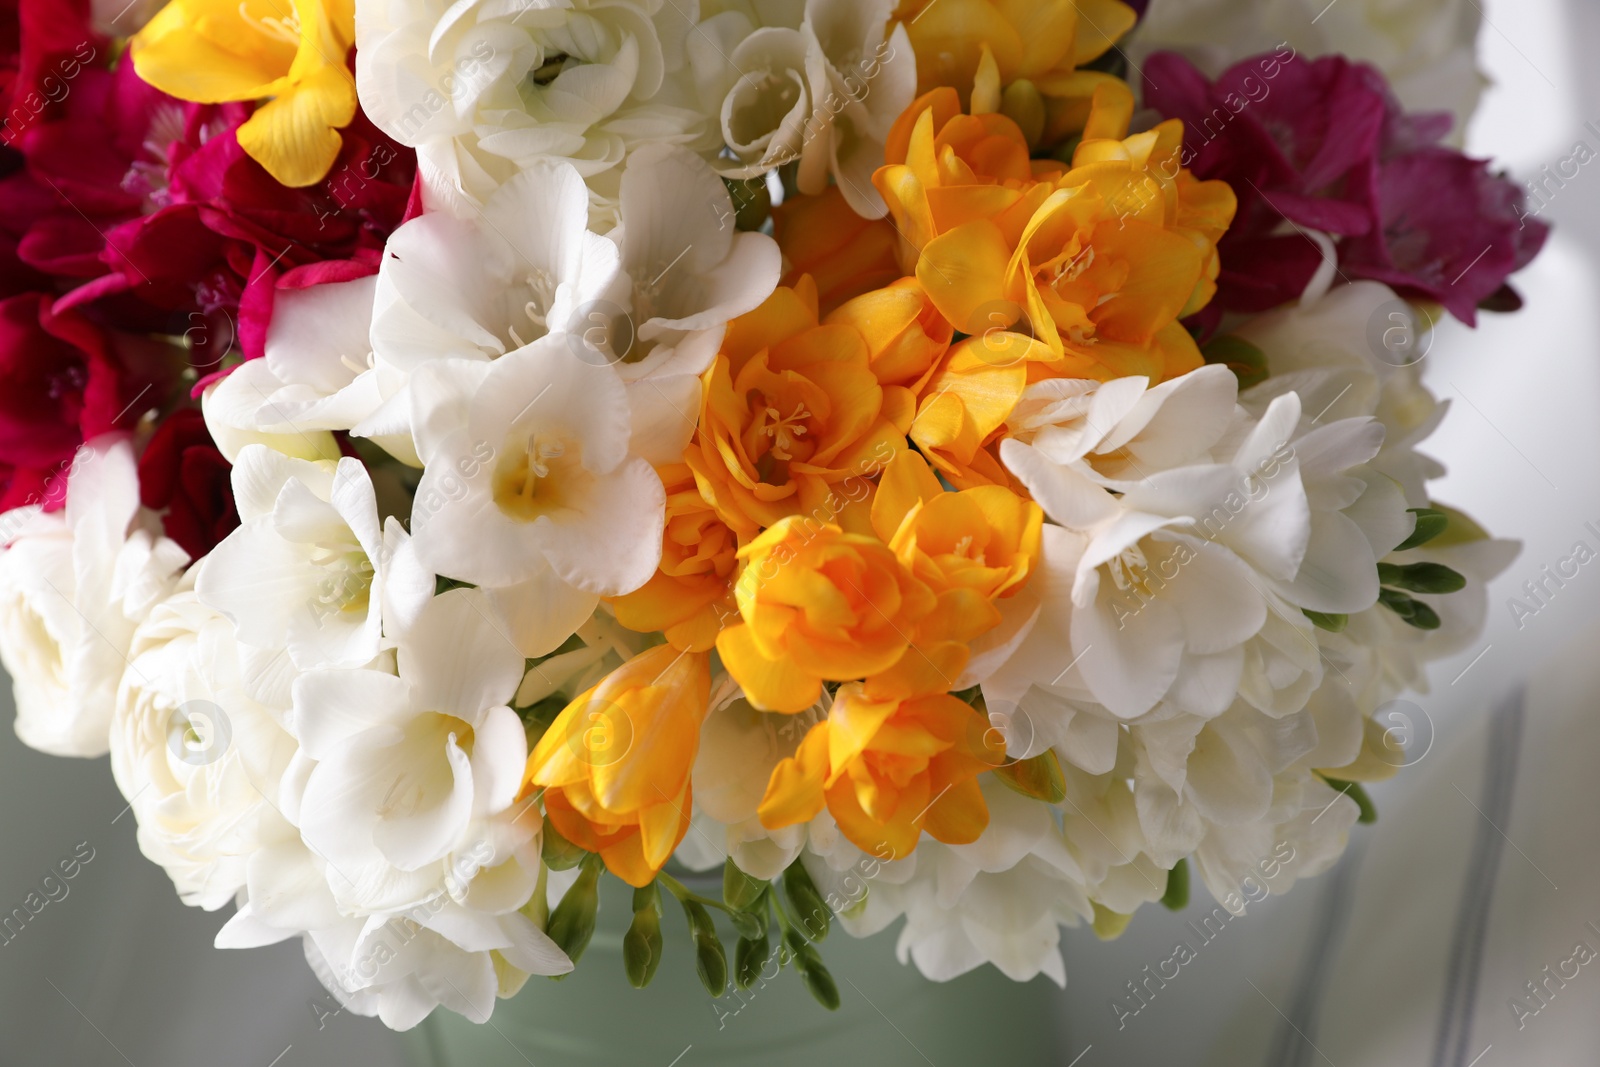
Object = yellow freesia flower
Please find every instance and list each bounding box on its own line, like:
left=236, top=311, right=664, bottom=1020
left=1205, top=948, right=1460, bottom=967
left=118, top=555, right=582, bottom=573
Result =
left=131, top=0, right=358, bottom=187
left=758, top=683, right=1004, bottom=859
left=523, top=645, right=712, bottom=888
left=893, top=0, right=1137, bottom=147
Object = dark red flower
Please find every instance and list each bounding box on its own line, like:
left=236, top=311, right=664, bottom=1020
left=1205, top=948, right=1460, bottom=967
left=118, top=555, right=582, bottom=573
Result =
left=57, top=101, right=415, bottom=361
left=0, top=290, right=132, bottom=510
left=1144, top=50, right=1548, bottom=326
left=137, top=407, right=237, bottom=559
left=0, top=0, right=103, bottom=149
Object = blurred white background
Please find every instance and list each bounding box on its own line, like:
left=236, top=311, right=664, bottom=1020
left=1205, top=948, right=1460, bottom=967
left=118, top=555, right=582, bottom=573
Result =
left=2, top=0, right=1597, bottom=1063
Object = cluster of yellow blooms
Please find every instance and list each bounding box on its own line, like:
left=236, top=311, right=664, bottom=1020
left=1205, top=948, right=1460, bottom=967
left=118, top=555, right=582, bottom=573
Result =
left=529, top=7, right=1236, bottom=887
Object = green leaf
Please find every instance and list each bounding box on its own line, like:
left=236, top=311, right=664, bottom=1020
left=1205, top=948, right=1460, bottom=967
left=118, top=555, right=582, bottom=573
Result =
left=1395, top=507, right=1448, bottom=551
left=1201, top=335, right=1269, bottom=389
left=783, top=859, right=831, bottom=942
left=1320, top=777, right=1378, bottom=824
left=723, top=860, right=768, bottom=912
left=1160, top=858, right=1189, bottom=911
left=1377, top=562, right=1466, bottom=595
left=1303, top=609, right=1348, bottom=633
left=546, top=856, right=601, bottom=969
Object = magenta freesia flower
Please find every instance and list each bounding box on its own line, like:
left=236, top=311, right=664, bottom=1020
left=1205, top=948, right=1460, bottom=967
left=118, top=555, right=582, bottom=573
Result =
left=1144, top=50, right=1548, bottom=325
left=54, top=98, right=414, bottom=361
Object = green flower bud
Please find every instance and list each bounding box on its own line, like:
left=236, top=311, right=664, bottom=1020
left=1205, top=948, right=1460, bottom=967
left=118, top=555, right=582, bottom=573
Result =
left=1396, top=507, right=1448, bottom=551
left=723, top=860, right=768, bottom=912
left=783, top=859, right=830, bottom=942
left=995, top=749, right=1067, bottom=803
left=735, top=935, right=769, bottom=990
left=546, top=857, right=601, bottom=969
left=1160, top=857, right=1189, bottom=911
left=1377, top=561, right=1466, bottom=595
left=1303, top=609, right=1348, bottom=633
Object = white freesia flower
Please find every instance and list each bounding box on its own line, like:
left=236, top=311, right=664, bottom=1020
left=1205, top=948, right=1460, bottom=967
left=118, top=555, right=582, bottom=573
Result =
left=217, top=275, right=429, bottom=466
left=110, top=586, right=298, bottom=910
left=689, top=0, right=914, bottom=217
left=884, top=782, right=1092, bottom=985
left=300, top=901, right=570, bottom=1030
left=407, top=337, right=665, bottom=597
left=262, top=151, right=778, bottom=476
left=675, top=682, right=811, bottom=879
left=0, top=435, right=188, bottom=757
left=1235, top=280, right=1445, bottom=508
left=1227, top=279, right=1518, bottom=708
left=216, top=810, right=567, bottom=1030
left=196, top=445, right=430, bottom=675
left=355, top=0, right=708, bottom=224
left=291, top=588, right=538, bottom=914
left=1128, top=0, right=1484, bottom=141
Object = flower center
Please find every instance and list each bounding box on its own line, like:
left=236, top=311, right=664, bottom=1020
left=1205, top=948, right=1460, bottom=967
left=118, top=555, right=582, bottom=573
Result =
left=506, top=270, right=558, bottom=350
left=530, top=53, right=573, bottom=87
left=238, top=1, right=301, bottom=46
left=307, top=540, right=376, bottom=617
left=494, top=434, right=569, bottom=522
left=762, top=402, right=811, bottom=462
left=1107, top=541, right=1153, bottom=597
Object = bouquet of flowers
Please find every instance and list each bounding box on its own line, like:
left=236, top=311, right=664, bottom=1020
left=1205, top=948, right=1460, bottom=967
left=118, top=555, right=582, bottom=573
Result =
left=0, top=0, right=1541, bottom=1030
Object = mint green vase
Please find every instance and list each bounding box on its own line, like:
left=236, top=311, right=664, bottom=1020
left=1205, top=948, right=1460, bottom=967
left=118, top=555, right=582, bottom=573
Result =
left=408, top=875, right=1065, bottom=1066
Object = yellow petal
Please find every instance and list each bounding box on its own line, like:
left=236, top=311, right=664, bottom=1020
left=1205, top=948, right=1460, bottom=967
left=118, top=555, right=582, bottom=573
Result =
left=758, top=725, right=830, bottom=829
left=917, top=219, right=1014, bottom=336
left=716, top=623, right=822, bottom=713
left=235, top=62, right=357, bottom=187
left=920, top=773, right=989, bottom=845
left=871, top=450, right=944, bottom=542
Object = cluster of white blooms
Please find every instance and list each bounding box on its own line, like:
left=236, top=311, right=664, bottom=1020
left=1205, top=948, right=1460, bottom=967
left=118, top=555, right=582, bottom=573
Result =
left=355, top=0, right=913, bottom=224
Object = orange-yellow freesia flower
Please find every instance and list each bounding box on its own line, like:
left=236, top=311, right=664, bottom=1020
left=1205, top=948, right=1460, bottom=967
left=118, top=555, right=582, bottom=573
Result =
left=892, top=0, right=1137, bottom=148
left=523, top=645, right=711, bottom=887
left=870, top=449, right=1043, bottom=607
left=824, top=278, right=952, bottom=393
left=773, top=186, right=905, bottom=317
left=716, top=517, right=940, bottom=713
left=686, top=277, right=912, bottom=539
left=875, top=82, right=1236, bottom=384
left=757, top=683, right=1004, bottom=858
left=131, top=0, right=358, bottom=187
left=609, top=464, right=738, bottom=653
